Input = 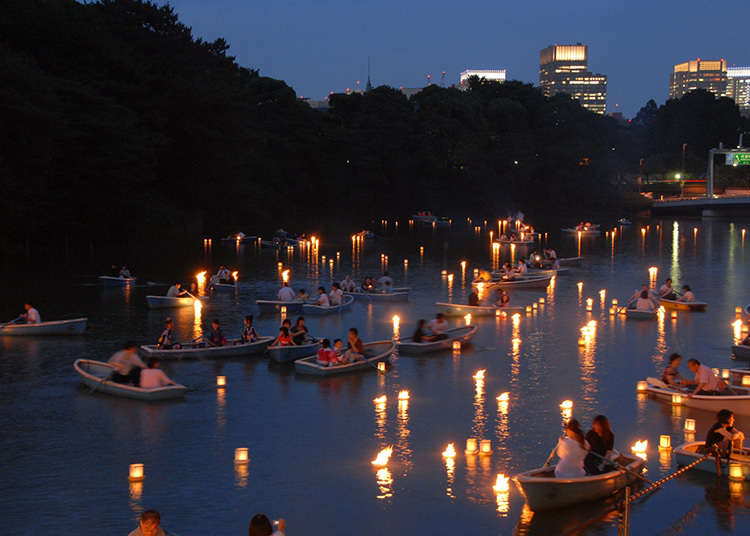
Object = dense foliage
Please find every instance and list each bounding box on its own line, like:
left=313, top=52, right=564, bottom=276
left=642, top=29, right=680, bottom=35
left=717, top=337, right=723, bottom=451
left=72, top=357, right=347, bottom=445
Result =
left=1, top=0, right=747, bottom=251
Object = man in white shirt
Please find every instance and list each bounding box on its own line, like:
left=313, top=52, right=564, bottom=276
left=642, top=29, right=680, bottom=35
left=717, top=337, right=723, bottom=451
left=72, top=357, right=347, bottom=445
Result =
left=139, top=358, right=176, bottom=388
left=686, top=358, right=722, bottom=396
left=658, top=278, right=677, bottom=300
left=376, top=271, right=393, bottom=292
left=277, top=282, right=296, bottom=301
left=629, top=284, right=657, bottom=306
left=23, top=303, right=41, bottom=324
left=108, top=342, right=146, bottom=385
left=329, top=282, right=343, bottom=306
left=340, top=275, right=356, bottom=292
left=427, top=313, right=449, bottom=339
left=314, top=287, right=330, bottom=307
left=166, top=282, right=188, bottom=298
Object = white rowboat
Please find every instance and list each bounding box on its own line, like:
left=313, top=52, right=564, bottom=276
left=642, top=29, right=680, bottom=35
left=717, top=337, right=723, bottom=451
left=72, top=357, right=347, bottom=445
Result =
left=514, top=455, right=645, bottom=511
left=345, top=287, right=410, bottom=302
left=146, top=295, right=195, bottom=309
left=643, top=377, right=750, bottom=416
left=74, top=359, right=187, bottom=401
left=302, top=295, right=354, bottom=315
left=674, top=441, right=750, bottom=481
left=398, top=325, right=478, bottom=354
left=98, top=275, right=135, bottom=286
left=733, top=345, right=750, bottom=360
left=267, top=341, right=321, bottom=363
left=729, top=368, right=750, bottom=386
left=0, top=317, right=88, bottom=336
left=294, top=341, right=395, bottom=376
left=140, top=337, right=273, bottom=359
left=434, top=302, right=525, bottom=317
left=658, top=298, right=707, bottom=311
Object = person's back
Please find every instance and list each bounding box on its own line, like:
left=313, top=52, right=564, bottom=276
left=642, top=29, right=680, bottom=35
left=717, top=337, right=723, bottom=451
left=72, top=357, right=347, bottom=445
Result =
left=636, top=296, right=654, bottom=312
left=278, top=285, right=295, bottom=301
left=317, top=292, right=330, bottom=307
left=468, top=292, right=479, bottom=307
left=140, top=366, right=173, bottom=389
left=555, top=437, right=587, bottom=478
left=166, top=285, right=180, bottom=298
left=681, top=290, right=695, bottom=302
left=428, top=317, right=447, bottom=335
left=25, top=306, right=41, bottom=324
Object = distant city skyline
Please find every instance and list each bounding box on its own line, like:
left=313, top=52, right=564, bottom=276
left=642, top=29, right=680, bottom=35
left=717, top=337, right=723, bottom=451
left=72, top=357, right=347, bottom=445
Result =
left=163, top=0, right=750, bottom=116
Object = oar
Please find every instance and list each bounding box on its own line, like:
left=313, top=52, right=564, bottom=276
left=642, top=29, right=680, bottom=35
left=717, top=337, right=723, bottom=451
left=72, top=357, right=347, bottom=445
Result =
left=0, top=316, right=23, bottom=329
left=543, top=443, right=558, bottom=467
left=587, top=450, right=655, bottom=485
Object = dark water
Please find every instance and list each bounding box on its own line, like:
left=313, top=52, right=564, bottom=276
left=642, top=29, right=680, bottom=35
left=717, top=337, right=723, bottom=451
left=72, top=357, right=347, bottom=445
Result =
left=1, top=220, right=749, bottom=535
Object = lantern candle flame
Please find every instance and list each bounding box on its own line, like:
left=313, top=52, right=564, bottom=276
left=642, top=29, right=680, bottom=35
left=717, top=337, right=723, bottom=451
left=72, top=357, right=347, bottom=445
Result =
left=216, top=376, right=226, bottom=388
left=493, top=474, right=510, bottom=493
left=128, top=463, right=144, bottom=482
left=442, top=443, right=456, bottom=458
left=371, top=447, right=393, bottom=467
left=397, top=390, right=409, bottom=401
left=234, top=448, right=249, bottom=464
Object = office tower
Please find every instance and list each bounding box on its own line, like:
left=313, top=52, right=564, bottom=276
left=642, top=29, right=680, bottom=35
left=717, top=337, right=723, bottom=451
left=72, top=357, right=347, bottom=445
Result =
left=539, top=43, right=607, bottom=114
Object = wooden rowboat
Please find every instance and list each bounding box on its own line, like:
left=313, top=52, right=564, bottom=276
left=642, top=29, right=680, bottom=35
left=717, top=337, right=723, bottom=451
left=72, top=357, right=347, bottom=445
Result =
left=434, top=302, right=525, bottom=317
left=140, top=337, right=273, bottom=359
left=256, top=299, right=304, bottom=314
left=732, top=345, right=750, bottom=360
left=514, top=455, right=645, bottom=511
left=398, top=325, right=478, bottom=354
left=658, top=298, right=707, bottom=311
left=294, top=341, right=395, bottom=376
left=98, top=275, right=135, bottom=286
left=625, top=308, right=657, bottom=320
left=675, top=441, right=750, bottom=481
left=345, top=288, right=410, bottom=302
left=0, top=317, right=88, bottom=336
left=643, top=377, right=750, bottom=416
left=74, top=359, right=187, bottom=401
left=267, top=341, right=321, bottom=363
left=498, top=239, right=534, bottom=246
left=561, top=227, right=600, bottom=235
left=146, top=295, right=195, bottom=309
left=302, top=295, right=354, bottom=315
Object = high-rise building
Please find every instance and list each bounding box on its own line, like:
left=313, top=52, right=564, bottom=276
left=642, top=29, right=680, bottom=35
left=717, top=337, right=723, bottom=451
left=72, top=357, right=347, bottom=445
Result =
left=727, top=66, right=750, bottom=117
left=459, top=69, right=507, bottom=87
left=539, top=43, right=607, bottom=114
left=669, top=58, right=727, bottom=100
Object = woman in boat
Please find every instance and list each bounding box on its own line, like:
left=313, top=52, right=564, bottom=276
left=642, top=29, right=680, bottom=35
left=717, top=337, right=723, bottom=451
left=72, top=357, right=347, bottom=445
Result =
left=344, top=327, right=365, bottom=361
left=188, top=281, right=199, bottom=295
left=555, top=419, right=589, bottom=478
left=496, top=289, right=511, bottom=308
left=270, top=326, right=295, bottom=347
left=678, top=285, right=695, bottom=302
left=316, top=339, right=339, bottom=366
left=313, top=287, right=330, bottom=307
left=468, top=290, right=479, bottom=307
left=361, top=277, right=374, bottom=292
left=240, top=315, right=258, bottom=343
left=702, top=409, right=745, bottom=456
left=661, top=353, right=685, bottom=386
left=157, top=318, right=180, bottom=349
left=584, top=415, right=615, bottom=475
left=412, top=319, right=436, bottom=343
left=290, top=317, right=309, bottom=345
left=635, top=290, right=656, bottom=312
left=207, top=319, right=226, bottom=347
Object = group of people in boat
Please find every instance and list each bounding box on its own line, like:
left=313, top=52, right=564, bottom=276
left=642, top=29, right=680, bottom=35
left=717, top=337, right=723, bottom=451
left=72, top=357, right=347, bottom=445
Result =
left=276, top=281, right=345, bottom=308
left=107, top=341, right=177, bottom=388
left=466, top=287, right=511, bottom=308
left=412, top=314, right=450, bottom=342
left=156, top=316, right=231, bottom=349
left=270, top=317, right=312, bottom=347
left=626, top=280, right=697, bottom=312
left=554, top=415, right=619, bottom=477
left=656, top=278, right=695, bottom=302
left=209, top=266, right=234, bottom=287
left=110, top=264, right=132, bottom=278
left=661, top=353, right=731, bottom=396
left=315, top=328, right=366, bottom=366
left=5, top=302, right=41, bottom=325
left=358, top=272, right=394, bottom=293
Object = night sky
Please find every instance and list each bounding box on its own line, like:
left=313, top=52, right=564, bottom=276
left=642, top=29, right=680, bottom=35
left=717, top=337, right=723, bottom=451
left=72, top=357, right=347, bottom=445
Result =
left=164, top=0, right=750, bottom=116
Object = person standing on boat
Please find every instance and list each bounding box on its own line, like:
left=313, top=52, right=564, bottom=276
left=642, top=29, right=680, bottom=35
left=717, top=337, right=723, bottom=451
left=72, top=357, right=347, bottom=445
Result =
left=340, top=275, right=357, bottom=292
left=658, top=278, right=677, bottom=300
left=329, top=282, right=344, bottom=306
left=241, top=315, right=258, bottom=343
left=468, top=290, right=479, bottom=307
left=555, top=419, right=589, bottom=478
left=584, top=415, right=615, bottom=475
left=108, top=341, right=145, bottom=385
left=678, top=285, right=695, bottom=302
left=277, top=281, right=296, bottom=301
left=166, top=282, right=189, bottom=298
left=376, top=271, right=393, bottom=292
left=157, top=318, right=180, bottom=349
left=703, top=409, right=745, bottom=456
left=22, top=302, right=41, bottom=324
left=139, top=358, right=176, bottom=388
left=686, top=358, right=724, bottom=396
left=313, top=287, right=330, bottom=307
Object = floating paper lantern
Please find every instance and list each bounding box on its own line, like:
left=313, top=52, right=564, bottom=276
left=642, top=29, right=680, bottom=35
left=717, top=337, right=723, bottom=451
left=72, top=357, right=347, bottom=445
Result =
left=128, top=463, right=144, bottom=482
left=532, top=303, right=538, bottom=310
left=671, top=311, right=678, bottom=319
left=371, top=447, right=393, bottom=467
left=378, top=362, right=386, bottom=372
left=637, top=381, right=648, bottom=392
left=671, top=393, right=682, bottom=405
left=373, top=395, right=387, bottom=404
left=743, top=375, right=750, bottom=387
left=659, top=435, right=671, bottom=450
left=452, top=340, right=461, bottom=351
left=465, top=438, right=478, bottom=455
left=493, top=474, right=510, bottom=493
left=525, top=306, right=532, bottom=313
left=539, top=297, right=545, bottom=304
left=612, top=298, right=619, bottom=306
left=473, top=370, right=485, bottom=381
left=397, top=390, right=409, bottom=401
left=216, top=376, right=226, bottom=388
left=234, top=448, right=249, bottom=464
left=497, top=392, right=509, bottom=403
left=442, top=443, right=456, bottom=458
left=560, top=400, right=573, bottom=410
left=684, top=418, right=696, bottom=432
left=480, top=439, right=492, bottom=456
left=464, top=313, right=472, bottom=326
left=729, top=463, right=744, bottom=482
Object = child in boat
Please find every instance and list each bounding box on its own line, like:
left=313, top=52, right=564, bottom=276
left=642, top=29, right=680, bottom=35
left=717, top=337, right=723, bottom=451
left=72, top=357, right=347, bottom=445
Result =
left=271, top=327, right=295, bottom=347
left=207, top=319, right=226, bottom=346
left=496, top=289, right=510, bottom=308
left=316, top=339, right=339, bottom=366
left=661, top=353, right=685, bottom=386
left=344, top=328, right=365, bottom=361
left=555, top=419, right=589, bottom=478
left=701, top=409, right=745, bottom=456
left=333, top=339, right=344, bottom=361
left=157, top=318, right=180, bottom=349
left=139, top=358, right=176, bottom=388
left=241, top=315, right=258, bottom=343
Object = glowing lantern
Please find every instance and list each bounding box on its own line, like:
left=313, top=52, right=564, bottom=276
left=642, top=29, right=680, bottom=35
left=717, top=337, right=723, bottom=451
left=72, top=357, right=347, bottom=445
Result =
left=452, top=340, right=461, bottom=351
left=128, top=463, right=144, bottom=482
left=532, top=303, right=538, bottom=310
left=234, top=448, right=249, bottom=464
left=684, top=418, right=696, bottom=432
left=460, top=260, right=467, bottom=270
left=447, top=273, right=454, bottom=284
left=560, top=400, right=573, bottom=411
left=671, top=393, right=682, bottom=405
left=729, top=463, right=744, bottom=482
left=441, top=270, right=447, bottom=276
left=371, top=447, right=393, bottom=467
left=480, top=439, right=492, bottom=456
left=392, top=315, right=400, bottom=339
left=195, top=271, right=206, bottom=291
left=497, top=392, right=509, bottom=403
left=442, top=443, right=456, bottom=458
left=464, top=313, right=472, bottom=326
left=612, top=298, right=619, bottom=306
left=281, top=269, right=290, bottom=283
left=637, top=381, right=648, bottom=392
left=742, top=375, right=750, bottom=387
left=631, top=440, right=648, bottom=460
left=648, top=266, right=658, bottom=279
left=525, top=305, right=532, bottom=313
left=216, top=376, right=226, bottom=388
left=736, top=307, right=743, bottom=315
left=473, top=370, right=485, bottom=381
left=403, top=259, right=408, bottom=267
left=231, top=271, right=238, bottom=282
left=659, top=435, right=671, bottom=450
left=465, top=438, right=478, bottom=454
left=599, top=289, right=606, bottom=300
left=280, top=305, right=287, bottom=315
left=539, top=297, right=545, bottom=304
left=377, top=362, right=386, bottom=372
left=493, top=474, right=510, bottom=493
left=474, top=268, right=479, bottom=277
left=586, top=298, right=593, bottom=311
left=495, top=309, right=502, bottom=317
left=577, top=281, right=583, bottom=292
left=609, top=307, right=616, bottom=315
left=373, top=395, right=387, bottom=404
left=397, top=390, right=409, bottom=401
left=671, top=311, right=678, bottom=319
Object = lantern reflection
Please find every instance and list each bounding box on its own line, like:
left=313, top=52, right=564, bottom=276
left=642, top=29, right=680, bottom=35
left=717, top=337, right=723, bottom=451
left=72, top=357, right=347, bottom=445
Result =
left=375, top=468, right=393, bottom=500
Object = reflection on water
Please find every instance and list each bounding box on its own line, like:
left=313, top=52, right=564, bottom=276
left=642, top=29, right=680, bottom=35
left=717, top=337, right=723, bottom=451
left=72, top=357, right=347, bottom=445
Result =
left=234, top=462, right=249, bottom=488
left=375, top=468, right=393, bottom=500
left=444, top=455, right=456, bottom=499
left=395, top=398, right=412, bottom=476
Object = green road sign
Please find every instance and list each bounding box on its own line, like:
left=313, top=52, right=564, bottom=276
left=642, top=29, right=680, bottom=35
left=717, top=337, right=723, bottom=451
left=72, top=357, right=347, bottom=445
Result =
left=729, top=152, right=750, bottom=166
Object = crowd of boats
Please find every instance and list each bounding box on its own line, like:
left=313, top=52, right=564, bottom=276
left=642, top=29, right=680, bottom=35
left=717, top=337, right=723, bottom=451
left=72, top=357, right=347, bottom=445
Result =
left=4, top=213, right=750, bottom=520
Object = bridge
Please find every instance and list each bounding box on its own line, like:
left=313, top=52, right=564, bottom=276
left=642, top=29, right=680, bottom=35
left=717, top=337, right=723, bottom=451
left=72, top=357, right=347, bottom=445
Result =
left=651, top=195, right=750, bottom=217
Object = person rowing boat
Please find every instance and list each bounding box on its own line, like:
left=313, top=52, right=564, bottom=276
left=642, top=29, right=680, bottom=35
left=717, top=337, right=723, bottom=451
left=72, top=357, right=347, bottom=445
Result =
left=584, top=416, right=615, bottom=475
left=633, top=290, right=656, bottom=312
left=166, top=282, right=190, bottom=298
left=685, top=358, right=726, bottom=396
left=658, top=278, right=677, bottom=300
left=22, top=302, right=41, bottom=324
left=108, top=341, right=146, bottom=385
left=277, top=282, right=296, bottom=301
left=628, top=284, right=657, bottom=308
left=157, top=318, right=180, bottom=349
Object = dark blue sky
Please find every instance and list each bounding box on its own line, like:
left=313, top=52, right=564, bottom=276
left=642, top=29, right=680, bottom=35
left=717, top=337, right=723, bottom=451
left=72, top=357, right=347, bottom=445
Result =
left=165, top=0, right=749, bottom=116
